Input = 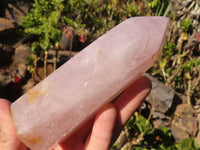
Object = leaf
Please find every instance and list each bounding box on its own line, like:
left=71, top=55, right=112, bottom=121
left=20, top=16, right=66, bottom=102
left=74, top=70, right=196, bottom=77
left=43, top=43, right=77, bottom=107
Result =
left=175, top=138, right=200, bottom=150
left=40, top=37, right=50, bottom=51
left=180, top=18, right=191, bottom=32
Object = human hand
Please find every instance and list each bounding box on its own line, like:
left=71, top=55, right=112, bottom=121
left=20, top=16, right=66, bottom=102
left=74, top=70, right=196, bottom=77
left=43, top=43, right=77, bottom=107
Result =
left=0, top=76, right=151, bottom=150
left=0, top=99, right=27, bottom=150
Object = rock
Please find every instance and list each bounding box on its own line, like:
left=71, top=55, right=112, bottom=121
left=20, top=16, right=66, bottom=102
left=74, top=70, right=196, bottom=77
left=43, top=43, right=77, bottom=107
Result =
left=144, top=73, right=174, bottom=119
left=195, top=114, right=200, bottom=145
left=0, top=18, right=16, bottom=36
left=2, top=1, right=32, bottom=23
left=17, top=63, right=27, bottom=78
left=14, top=44, right=32, bottom=63
left=170, top=104, right=198, bottom=141
left=5, top=3, right=28, bottom=23
left=0, top=73, right=12, bottom=86
left=9, top=44, right=32, bottom=79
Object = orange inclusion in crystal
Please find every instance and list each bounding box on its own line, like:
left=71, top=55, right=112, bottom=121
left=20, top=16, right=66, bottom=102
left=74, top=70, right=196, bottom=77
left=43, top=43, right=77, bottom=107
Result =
left=152, top=52, right=156, bottom=60
left=27, top=136, right=42, bottom=144
left=27, top=89, right=47, bottom=102
left=99, top=50, right=102, bottom=54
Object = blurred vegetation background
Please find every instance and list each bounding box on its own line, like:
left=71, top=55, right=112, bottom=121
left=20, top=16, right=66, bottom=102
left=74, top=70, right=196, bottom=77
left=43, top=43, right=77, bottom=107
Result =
left=19, top=0, right=200, bottom=103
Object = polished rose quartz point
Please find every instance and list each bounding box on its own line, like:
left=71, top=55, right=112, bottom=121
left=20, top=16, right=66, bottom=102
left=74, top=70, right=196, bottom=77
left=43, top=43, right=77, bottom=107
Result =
left=11, top=16, right=169, bottom=150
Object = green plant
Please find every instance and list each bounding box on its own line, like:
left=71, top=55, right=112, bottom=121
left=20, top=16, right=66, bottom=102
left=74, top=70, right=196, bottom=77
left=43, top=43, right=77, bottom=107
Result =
left=182, top=58, right=200, bottom=75
left=111, top=112, right=200, bottom=149
left=21, top=0, right=154, bottom=77
left=158, top=39, right=200, bottom=93
left=175, top=138, right=200, bottom=150
left=148, top=0, right=161, bottom=9
left=130, top=113, right=175, bottom=149
left=147, top=0, right=172, bottom=16
left=21, top=0, right=171, bottom=58
left=164, top=42, right=175, bottom=58
left=26, top=56, right=35, bottom=73
left=20, top=0, right=65, bottom=77
left=21, top=0, right=64, bottom=53
left=180, top=18, right=191, bottom=32
left=134, top=112, right=155, bottom=137
left=111, top=112, right=176, bottom=149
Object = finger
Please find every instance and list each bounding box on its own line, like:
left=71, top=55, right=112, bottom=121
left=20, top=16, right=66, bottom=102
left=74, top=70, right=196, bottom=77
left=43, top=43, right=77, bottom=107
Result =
left=0, top=99, right=26, bottom=150
left=57, top=115, right=95, bottom=150
left=56, top=76, right=151, bottom=150
left=113, top=76, right=151, bottom=141
left=57, top=104, right=117, bottom=150
left=84, top=103, right=117, bottom=150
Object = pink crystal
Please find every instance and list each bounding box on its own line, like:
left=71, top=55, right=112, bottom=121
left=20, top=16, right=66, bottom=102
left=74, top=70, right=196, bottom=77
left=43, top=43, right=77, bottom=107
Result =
left=11, top=16, right=169, bottom=150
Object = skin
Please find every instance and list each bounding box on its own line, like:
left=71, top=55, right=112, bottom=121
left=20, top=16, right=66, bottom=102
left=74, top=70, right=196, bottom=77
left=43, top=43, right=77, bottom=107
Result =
left=0, top=76, right=151, bottom=150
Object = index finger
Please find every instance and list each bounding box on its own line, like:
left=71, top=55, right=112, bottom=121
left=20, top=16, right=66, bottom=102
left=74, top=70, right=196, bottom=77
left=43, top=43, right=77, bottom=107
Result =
left=113, top=76, right=151, bottom=142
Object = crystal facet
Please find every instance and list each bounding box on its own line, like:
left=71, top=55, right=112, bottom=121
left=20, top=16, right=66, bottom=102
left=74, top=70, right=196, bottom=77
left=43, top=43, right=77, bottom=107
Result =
left=11, top=16, right=169, bottom=150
